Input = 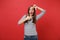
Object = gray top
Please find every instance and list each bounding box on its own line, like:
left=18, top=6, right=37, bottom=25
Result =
left=18, top=10, right=46, bottom=36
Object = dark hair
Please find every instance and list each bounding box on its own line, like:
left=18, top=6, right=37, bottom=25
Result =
left=24, top=6, right=36, bottom=24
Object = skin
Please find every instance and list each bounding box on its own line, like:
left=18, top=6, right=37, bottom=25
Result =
left=18, top=4, right=45, bottom=25
left=29, top=7, right=34, bottom=16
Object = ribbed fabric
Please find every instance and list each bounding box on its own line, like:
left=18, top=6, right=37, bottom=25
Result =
left=18, top=10, right=46, bottom=36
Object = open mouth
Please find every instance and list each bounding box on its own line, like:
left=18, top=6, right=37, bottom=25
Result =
left=30, top=12, right=33, bottom=14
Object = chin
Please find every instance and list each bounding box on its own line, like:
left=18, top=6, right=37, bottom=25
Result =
left=29, top=13, right=33, bottom=16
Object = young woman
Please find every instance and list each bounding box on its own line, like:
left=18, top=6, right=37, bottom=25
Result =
left=18, top=4, right=46, bottom=40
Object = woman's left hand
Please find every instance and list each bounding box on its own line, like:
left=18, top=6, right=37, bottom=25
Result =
left=33, top=4, right=38, bottom=10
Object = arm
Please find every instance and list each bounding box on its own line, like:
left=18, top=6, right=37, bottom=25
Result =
left=18, top=14, right=31, bottom=25
left=18, top=15, right=27, bottom=25
left=36, top=6, right=46, bottom=20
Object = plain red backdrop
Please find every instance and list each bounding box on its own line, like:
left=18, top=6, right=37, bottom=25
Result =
left=0, top=0, right=60, bottom=40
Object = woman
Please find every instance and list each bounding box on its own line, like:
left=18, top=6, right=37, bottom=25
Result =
left=18, top=4, right=46, bottom=40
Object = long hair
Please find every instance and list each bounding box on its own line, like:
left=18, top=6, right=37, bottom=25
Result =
left=24, top=6, right=36, bottom=24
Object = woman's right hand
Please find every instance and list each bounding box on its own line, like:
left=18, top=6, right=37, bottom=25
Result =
left=25, top=16, right=32, bottom=20
left=18, top=16, right=31, bottom=25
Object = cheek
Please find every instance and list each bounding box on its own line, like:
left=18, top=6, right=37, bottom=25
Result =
left=29, top=10, right=32, bottom=13
left=29, top=9, right=34, bottom=14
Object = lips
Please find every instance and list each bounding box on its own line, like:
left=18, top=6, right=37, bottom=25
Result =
left=30, top=12, right=33, bottom=14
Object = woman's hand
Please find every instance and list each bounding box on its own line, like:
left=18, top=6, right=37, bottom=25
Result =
left=26, top=16, right=32, bottom=20
left=33, top=4, right=45, bottom=11
left=33, top=4, right=38, bottom=10
left=18, top=16, right=32, bottom=25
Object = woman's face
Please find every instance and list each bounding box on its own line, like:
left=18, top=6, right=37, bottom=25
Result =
left=29, top=7, right=34, bottom=16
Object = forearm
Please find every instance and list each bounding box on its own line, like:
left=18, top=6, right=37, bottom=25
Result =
left=36, top=7, right=46, bottom=20
left=37, top=6, right=45, bottom=11
left=18, top=18, right=27, bottom=25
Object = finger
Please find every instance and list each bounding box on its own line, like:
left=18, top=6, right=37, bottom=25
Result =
left=33, top=4, right=36, bottom=7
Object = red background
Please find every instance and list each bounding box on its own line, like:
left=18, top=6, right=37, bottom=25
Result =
left=0, top=0, right=60, bottom=40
